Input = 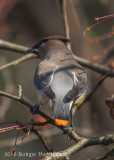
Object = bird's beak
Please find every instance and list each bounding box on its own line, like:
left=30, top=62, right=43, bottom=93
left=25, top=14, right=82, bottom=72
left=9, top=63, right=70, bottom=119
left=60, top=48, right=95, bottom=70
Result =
left=26, top=48, right=38, bottom=54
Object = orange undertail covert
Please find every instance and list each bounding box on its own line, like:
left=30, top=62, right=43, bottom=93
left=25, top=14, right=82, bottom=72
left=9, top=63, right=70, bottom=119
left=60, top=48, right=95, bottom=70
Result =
left=55, top=119, right=68, bottom=126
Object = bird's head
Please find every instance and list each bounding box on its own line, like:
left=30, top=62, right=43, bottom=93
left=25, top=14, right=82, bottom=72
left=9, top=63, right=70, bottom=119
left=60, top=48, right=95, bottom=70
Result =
left=26, top=36, right=70, bottom=60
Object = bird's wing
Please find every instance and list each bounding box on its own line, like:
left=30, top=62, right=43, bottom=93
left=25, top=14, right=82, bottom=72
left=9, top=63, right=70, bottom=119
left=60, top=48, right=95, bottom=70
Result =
left=34, top=67, right=56, bottom=100
left=66, top=72, right=87, bottom=101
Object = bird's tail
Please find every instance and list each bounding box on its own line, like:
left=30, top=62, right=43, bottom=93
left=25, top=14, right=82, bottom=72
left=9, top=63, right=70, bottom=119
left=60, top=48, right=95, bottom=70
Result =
left=54, top=97, right=72, bottom=126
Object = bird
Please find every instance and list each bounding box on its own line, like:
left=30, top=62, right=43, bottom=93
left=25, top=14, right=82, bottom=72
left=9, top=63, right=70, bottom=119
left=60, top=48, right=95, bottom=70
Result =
left=27, top=36, right=87, bottom=128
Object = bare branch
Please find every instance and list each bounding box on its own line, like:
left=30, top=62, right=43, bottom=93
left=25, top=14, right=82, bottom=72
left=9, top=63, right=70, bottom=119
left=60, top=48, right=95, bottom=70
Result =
left=0, top=89, right=83, bottom=142
left=0, top=90, right=32, bottom=109
left=1, top=88, right=114, bottom=160
left=58, top=0, right=114, bottom=76
left=0, top=57, right=14, bottom=120
left=0, top=39, right=114, bottom=76
left=73, top=54, right=114, bottom=77
left=0, top=54, right=37, bottom=71
left=0, top=39, right=28, bottom=53
left=0, top=134, right=37, bottom=148
left=32, top=126, right=53, bottom=152
left=89, top=148, right=114, bottom=160
left=59, top=0, right=71, bottom=50
left=85, top=69, right=113, bottom=102
left=99, top=48, right=114, bottom=65
left=41, top=135, right=114, bottom=160
left=77, top=70, right=113, bottom=111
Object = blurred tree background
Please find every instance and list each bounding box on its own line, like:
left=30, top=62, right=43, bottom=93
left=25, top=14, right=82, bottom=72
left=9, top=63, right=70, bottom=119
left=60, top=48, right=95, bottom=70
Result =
left=0, top=0, right=114, bottom=159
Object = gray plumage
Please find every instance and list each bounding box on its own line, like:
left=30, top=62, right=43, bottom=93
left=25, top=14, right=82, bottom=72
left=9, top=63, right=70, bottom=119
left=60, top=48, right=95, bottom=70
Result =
left=27, top=36, right=87, bottom=121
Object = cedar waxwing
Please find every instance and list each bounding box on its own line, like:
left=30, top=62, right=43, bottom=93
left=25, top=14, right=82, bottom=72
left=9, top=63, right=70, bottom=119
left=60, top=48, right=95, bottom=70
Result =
left=27, top=36, right=87, bottom=128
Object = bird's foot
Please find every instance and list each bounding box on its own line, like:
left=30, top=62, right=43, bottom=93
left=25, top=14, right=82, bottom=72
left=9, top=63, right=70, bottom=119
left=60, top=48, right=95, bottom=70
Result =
left=30, top=103, right=40, bottom=114
left=68, top=123, right=74, bottom=131
left=63, top=125, right=74, bottom=140
left=63, top=123, right=73, bottom=133
left=65, top=126, right=73, bottom=132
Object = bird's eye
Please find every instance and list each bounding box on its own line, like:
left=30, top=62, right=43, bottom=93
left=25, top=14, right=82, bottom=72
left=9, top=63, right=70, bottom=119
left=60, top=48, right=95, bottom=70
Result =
left=66, top=53, right=70, bottom=55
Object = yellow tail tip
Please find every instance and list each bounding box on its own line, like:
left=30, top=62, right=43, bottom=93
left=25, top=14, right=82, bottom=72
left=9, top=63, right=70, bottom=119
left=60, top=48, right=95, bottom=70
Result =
left=55, top=119, right=68, bottom=126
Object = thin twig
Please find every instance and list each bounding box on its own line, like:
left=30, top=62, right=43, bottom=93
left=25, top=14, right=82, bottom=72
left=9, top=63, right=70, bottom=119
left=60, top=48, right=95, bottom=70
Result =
left=85, top=69, right=113, bottom=102
left=14, top=130, right=20, bottom=148
left=1, top=89, right=114, bottom=160
left=0, top=90, right=32, bottom=109
left=59, top=0, right=114, bottom=76
left=0, top=54, right=37, bottom=71
left=59, top=0, right=71, bottom=50
left=32, top=126, right=53, bottom=152
left=0, top=39, right=28, bottom=53
left=73, top=54, right=114, bottom=77
left=78, top=69, right=113, bottom=110
left=0, top=39, right=114, bottom=76
left=89, top=148, right=114, bottom=160
left=41, top=135, right=114, bottom=160
left=0, top=90, right=83, bottom=142
left=99, top=48, right=114, bottom=64
left=0, top=57, right=14, bottom=120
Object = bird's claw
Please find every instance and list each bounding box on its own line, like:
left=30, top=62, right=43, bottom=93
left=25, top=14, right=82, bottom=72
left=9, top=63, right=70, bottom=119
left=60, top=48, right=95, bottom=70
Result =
left=63, top=125, right=74, bottom=140
left=30, top=104, right=40, bottom=114
left=68, top=125, right=74, bottom=131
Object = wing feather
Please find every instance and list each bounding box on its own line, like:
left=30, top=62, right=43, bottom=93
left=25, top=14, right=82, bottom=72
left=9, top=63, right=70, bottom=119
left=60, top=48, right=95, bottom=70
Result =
left=34, top=68, right=55, bottom=99
left=66, top=73, right=87, bottom=100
